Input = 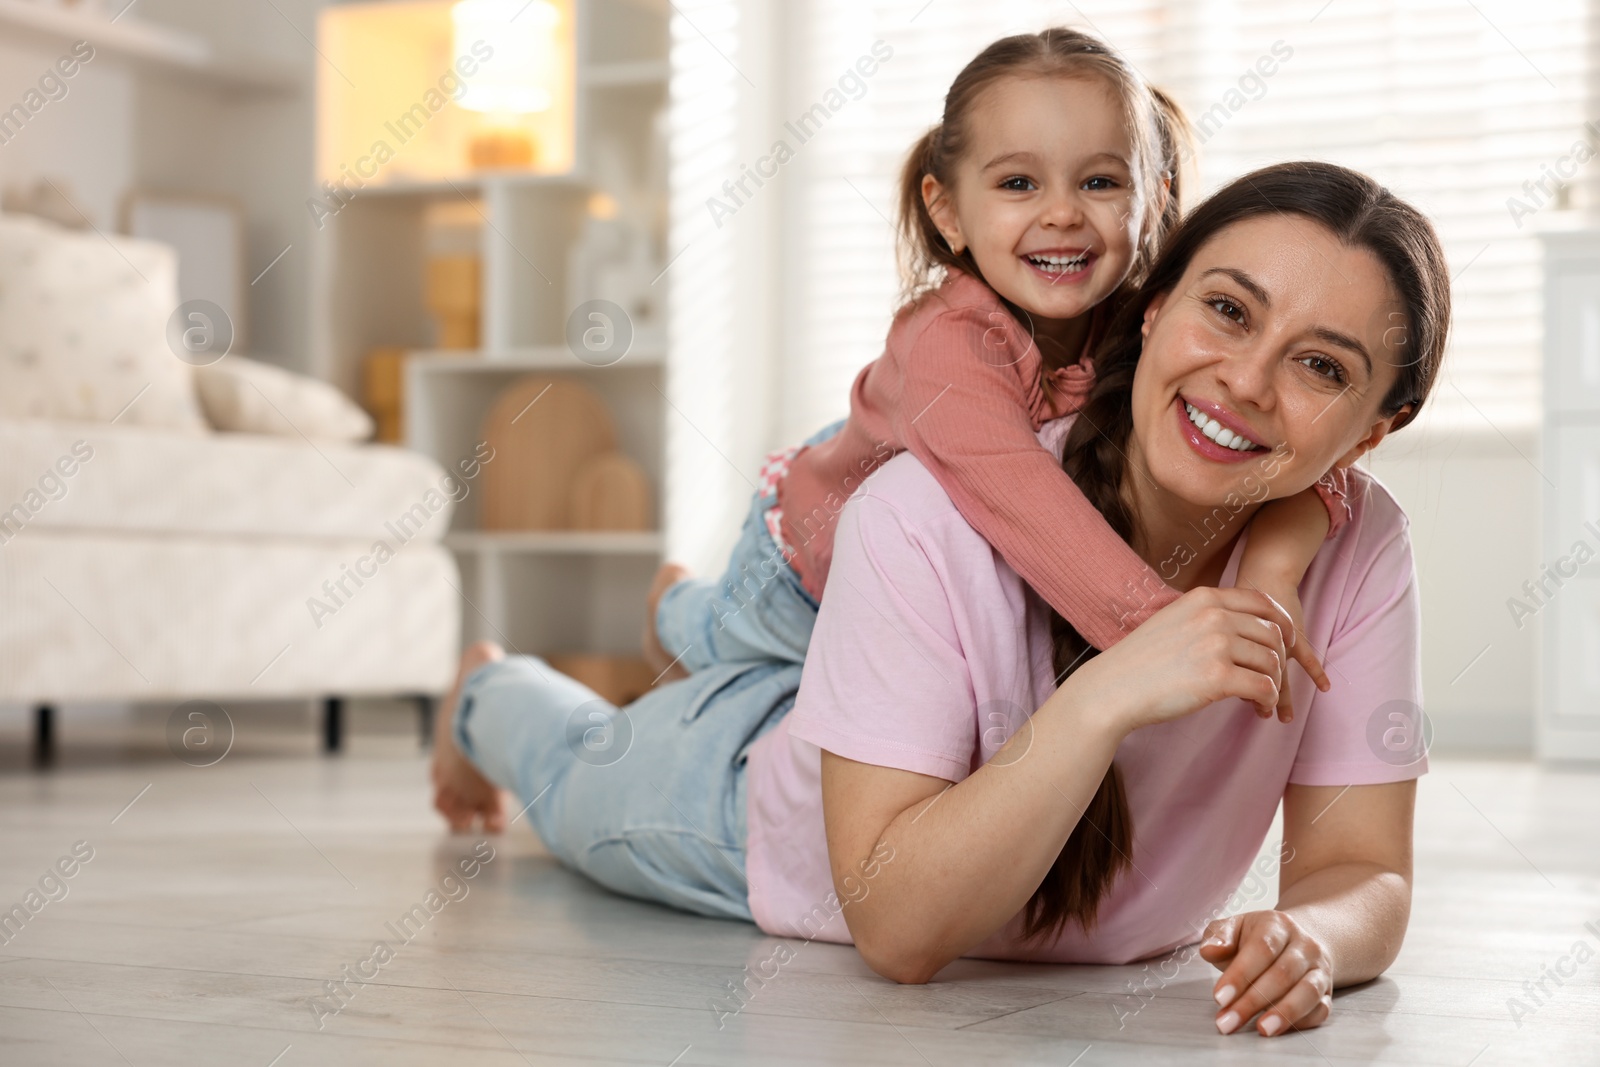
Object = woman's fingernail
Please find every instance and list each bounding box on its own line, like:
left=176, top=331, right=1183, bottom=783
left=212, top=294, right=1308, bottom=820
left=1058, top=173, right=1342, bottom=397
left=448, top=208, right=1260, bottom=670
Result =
left=1216, top=1010, right=1240, bottom=1035
left=1260, top=1015, right=1283, bottom=1036
left=1214, top=984, right=1236, bottom=1007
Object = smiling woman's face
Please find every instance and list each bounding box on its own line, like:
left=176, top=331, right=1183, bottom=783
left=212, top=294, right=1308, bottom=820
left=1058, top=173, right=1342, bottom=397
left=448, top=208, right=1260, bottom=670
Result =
left=1127, top=213, right=1411, bottom=516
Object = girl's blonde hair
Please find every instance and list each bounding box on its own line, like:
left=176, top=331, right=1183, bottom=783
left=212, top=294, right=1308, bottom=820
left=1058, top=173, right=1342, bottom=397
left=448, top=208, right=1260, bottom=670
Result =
left=895, top=28, right=1190, bottom=304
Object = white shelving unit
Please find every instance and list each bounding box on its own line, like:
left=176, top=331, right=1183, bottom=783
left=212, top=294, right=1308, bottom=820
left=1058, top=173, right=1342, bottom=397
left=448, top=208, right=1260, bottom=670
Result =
left=313, top=0, right=670, bottom=660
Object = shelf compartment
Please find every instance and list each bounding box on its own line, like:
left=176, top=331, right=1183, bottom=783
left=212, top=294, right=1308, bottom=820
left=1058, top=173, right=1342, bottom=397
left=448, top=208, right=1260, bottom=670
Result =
left=584, top=59, right=668, bottom=87
left=409, top=346, right=664, bottom=370
left=445, top=530, right=662, bottom=553
left=0, top=0, right=300, bottom=93
left=407, top=358, right=665, bottom=532
left=356, top=172, right=592, bottom=199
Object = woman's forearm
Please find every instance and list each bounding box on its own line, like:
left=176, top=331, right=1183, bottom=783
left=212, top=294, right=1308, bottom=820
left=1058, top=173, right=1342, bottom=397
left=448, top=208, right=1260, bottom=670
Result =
left=1275, top=861, right=1411, bottom=986
left=841, top=687, right=1125, bottom=982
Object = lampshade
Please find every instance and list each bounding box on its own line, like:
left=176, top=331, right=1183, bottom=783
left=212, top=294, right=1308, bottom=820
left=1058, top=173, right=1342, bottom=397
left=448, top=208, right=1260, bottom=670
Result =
left=452, top=0, right=561, bottom=114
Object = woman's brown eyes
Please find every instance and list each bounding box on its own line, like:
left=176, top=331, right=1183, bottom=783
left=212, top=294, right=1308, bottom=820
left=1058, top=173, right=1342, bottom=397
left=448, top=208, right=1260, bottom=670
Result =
left=1208, top=297, right=1245, bottom=323
left=1298, top=354, right=1349, bottom=385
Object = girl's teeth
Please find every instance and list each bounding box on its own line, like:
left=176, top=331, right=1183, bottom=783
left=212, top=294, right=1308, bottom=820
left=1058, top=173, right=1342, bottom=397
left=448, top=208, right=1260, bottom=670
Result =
left=1028, top=253, right=1088, bottom=272
left=1185, top=402, right=1260, bottom=452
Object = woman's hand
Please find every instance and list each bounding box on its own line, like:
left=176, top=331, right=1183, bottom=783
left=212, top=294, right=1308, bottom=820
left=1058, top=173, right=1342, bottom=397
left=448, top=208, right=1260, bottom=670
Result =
left=1066, top=586, right=1294, bottom=733
left=1200, top=911, right=1334, bottom=1036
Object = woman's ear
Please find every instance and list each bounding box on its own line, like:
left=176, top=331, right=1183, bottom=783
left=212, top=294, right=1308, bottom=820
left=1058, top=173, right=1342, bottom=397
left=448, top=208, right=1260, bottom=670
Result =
left=922, top=174, right=965, bottom=254
left=1333, top=404, right=1410, bottom=469
left=1140, top=291, right=1170, bottom=339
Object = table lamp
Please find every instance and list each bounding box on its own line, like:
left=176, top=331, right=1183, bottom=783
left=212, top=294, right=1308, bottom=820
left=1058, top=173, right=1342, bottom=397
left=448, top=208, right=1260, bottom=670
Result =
left=452, top=0, right=560, bottom=169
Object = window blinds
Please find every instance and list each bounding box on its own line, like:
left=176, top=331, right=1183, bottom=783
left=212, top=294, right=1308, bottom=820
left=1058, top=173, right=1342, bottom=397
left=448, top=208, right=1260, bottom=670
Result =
left=760, top=0, right=1587, bottom=440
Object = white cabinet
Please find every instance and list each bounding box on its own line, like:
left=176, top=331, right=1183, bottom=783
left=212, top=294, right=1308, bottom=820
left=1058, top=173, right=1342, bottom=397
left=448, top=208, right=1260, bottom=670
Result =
left=1539, top=233, right=1600, bottom=757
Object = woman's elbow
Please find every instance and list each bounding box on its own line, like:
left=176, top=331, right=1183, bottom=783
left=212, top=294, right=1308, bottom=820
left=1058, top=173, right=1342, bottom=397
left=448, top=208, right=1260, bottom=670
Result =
left=852, top=925, right=948, bottom=985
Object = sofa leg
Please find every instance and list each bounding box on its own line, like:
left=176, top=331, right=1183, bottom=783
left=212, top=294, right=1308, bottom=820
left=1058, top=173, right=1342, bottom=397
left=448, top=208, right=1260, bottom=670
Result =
left=33, top=704, right=55, bottom=767
left=416, top=695, right=437, bottom=749
left=322, top=697, right=344, bottom=754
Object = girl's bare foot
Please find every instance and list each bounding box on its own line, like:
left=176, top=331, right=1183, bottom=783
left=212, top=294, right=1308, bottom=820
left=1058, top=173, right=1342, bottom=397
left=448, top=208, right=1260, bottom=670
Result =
left=642, top=562, right=691, bottom=682
left=432, top=640, right=508, bottom=833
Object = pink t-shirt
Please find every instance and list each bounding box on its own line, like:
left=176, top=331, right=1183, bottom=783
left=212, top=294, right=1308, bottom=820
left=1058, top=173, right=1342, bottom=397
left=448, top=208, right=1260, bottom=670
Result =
left=743, top=417, right=1425, bottom=965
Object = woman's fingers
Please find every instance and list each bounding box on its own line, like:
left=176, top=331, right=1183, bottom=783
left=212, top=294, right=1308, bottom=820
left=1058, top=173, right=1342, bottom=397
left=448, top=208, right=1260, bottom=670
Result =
left=1210, top=913, right=1332, bottom=1037
left=1293, top=995, right=1334, bottom=1032
left=1219, top=585, right=1331, bottom=722
left=1199, top=916, right=1242, bottom=975
left=1215, top=608, right=1286, bottom=716
left=1209, top=914, right=1292, bottom=1025
left=1218, top=665, right=1279, bottom=717
left=1226, top=637, right=1283, bottom=717
left=1213, top=587, right=1296, bottom=651
left=1275, top=643, right=1323, bottom=723
left=1254, top=970, right=1333, bottom=1036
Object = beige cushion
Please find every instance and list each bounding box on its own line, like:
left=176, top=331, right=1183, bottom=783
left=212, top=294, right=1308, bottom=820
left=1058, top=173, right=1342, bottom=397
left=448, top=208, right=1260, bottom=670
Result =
left=0, top=212, right=206, bottom=432
left=195, top=356, right=374, bottom=442
left=0, top=418, right=452, bottom=542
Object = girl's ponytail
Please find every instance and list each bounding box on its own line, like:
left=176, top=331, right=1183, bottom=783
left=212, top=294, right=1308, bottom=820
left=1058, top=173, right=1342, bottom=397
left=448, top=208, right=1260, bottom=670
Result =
left=1137, top=85, right=1192, bottom=281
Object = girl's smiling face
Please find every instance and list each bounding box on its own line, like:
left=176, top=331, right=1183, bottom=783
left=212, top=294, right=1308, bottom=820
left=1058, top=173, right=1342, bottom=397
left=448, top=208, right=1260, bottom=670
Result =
left=922, top=74, right=1148, bottom=344
left=1127, top=213, right=1411, bottom=522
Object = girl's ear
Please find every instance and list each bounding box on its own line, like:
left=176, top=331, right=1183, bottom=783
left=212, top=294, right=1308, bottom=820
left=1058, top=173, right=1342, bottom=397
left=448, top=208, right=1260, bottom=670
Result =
left=922, top=174, right=965, bottom=254
left=1153, top=174, right=1173, bottom=220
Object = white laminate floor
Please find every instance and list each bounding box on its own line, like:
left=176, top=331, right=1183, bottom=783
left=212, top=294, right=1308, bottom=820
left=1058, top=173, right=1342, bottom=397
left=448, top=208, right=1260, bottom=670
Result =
left=0, top=707, right=1595, bottom=1066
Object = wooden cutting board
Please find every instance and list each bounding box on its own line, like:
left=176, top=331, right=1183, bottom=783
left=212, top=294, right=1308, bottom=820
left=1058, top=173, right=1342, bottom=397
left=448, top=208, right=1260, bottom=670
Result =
left=480, top=377, right=617, bottom=530
left=569, top=452, right=652, bottom=531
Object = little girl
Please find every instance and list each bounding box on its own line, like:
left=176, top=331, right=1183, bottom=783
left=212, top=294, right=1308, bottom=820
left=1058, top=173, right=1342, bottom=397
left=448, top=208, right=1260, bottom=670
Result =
left=646, top=27, right=1344, bottom=706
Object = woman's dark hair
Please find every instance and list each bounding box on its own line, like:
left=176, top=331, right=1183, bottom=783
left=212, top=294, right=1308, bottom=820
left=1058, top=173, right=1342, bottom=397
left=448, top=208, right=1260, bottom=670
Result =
left=1019, top=160, right=1452, bottom=943
left=895, top=28, right=1191, bottom=305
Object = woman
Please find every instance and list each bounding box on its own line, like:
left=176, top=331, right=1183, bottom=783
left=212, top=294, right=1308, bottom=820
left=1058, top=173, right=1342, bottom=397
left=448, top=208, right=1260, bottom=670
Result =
left=431, top=161, right=1449, bottom=1039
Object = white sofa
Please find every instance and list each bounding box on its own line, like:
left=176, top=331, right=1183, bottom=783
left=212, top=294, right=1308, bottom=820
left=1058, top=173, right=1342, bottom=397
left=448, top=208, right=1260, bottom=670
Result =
left=0, top=212, right=460, bottom=755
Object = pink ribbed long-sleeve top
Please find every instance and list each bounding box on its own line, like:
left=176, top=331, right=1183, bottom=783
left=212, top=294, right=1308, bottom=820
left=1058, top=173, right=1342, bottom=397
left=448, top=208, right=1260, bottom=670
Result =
left=776, top=270, right=1178, bottom=650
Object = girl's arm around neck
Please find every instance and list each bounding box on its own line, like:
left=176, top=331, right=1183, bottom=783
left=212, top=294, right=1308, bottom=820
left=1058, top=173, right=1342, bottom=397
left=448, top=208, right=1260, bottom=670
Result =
left=888, top=301, right=1180, bottom=651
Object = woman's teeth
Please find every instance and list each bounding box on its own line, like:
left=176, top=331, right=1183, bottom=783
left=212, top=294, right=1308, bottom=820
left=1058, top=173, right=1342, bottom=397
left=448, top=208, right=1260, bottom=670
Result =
left=1185, top=401, right=1264, bottom=452
left=1026, top=252, right=1088, bottom=274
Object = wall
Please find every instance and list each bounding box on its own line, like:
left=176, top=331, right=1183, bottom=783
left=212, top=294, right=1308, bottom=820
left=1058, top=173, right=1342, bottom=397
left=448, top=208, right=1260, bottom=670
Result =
left=1369, top=427, right=1541, bottom=754
left=0, top=0, right=322, bottom=369
left=0, top=37, right=134, bottom=233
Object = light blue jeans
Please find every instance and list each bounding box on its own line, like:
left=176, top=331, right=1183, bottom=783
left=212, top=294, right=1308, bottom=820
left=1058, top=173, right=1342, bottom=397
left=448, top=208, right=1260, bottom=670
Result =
left=455, top=654, right=802, bottom=920
left=655, top=420, right=845, bottom=671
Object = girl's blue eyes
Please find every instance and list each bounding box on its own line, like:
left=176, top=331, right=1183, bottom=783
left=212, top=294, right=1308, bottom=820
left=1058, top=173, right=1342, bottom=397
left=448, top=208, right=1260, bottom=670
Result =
left=1205, top=296, right=1350, bottom=386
